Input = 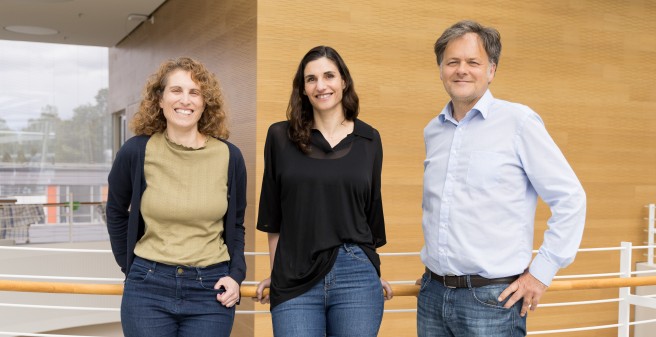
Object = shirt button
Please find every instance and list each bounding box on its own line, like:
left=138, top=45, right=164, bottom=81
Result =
left=177, top=268, right=183, bottom=275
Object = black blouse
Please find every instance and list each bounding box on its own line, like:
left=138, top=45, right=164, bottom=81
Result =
left=257, top=119, right=386, bottom=308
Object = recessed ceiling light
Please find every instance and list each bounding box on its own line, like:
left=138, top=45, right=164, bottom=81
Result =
left=4, top=25, right=59, bottom=35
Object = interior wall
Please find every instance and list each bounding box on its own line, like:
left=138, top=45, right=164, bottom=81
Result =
left=255, top=1, right=656, bottom=336
left=108, top=0, right=257, bottom=335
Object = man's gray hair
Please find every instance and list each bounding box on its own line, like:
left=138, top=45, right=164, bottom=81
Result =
left=434, top=20, right=501, bottom=67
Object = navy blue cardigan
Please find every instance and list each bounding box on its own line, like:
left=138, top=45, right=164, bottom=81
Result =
left=106, top=135, right=247, bottom=284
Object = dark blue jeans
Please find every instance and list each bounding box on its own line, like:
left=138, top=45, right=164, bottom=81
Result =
left=417, top=271, right=526, bottom=337
left=121, top=256, right=234, bottom=337
left=271, top=244, right=385, bottom=337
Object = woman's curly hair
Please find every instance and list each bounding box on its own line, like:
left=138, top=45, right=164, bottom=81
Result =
left=130, top=57, right=229, bottom=139
left=287, top=46, right=359, bottom=153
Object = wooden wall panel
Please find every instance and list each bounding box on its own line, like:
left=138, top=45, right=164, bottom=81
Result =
left=255, top=1, right=656, bottom=336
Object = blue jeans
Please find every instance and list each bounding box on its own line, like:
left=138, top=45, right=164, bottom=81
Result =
left=271, top=244, right=384, bottom=337
left=417, top=271, right=526, bottom=337
left=121, top=256, right=234, bottom=337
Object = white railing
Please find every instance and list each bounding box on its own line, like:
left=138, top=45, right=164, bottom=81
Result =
left=647, top=203, right=655, bottom=265
left=1, top=243, right=656, bottom=336
left=0, top=194, right=107, bottom=244
left=616, top=242, right=656, bottom=337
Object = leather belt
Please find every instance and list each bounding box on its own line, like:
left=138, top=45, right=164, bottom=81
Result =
left=426, top=268, right=519, bottom=288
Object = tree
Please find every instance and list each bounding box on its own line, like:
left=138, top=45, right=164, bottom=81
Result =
left=55, top=88, right=110, bottom=163
left=8, top=106, right=60, bottom=165
left=21, top=88, right=110, bottom=164
left=0, top=117, right=11, bottom=162
left=0, top=117, right=10, bottom=131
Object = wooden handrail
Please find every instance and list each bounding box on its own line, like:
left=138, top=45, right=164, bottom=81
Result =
left=0, top=280, right=123, bottom=295
left=549, top=275, right=656, bottom=291
left=3, top=276, right=656, bottom=297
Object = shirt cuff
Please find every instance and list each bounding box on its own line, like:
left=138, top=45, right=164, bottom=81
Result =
left=529, top=254, right=560, bottom=286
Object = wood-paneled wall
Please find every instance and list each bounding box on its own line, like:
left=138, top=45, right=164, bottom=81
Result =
left=254, top=1, right=656, bottom=336
left=110, top=0, right=656, bottom=336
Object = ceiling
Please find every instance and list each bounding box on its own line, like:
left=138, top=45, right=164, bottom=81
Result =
left=0, top=0, right=167, bottom=47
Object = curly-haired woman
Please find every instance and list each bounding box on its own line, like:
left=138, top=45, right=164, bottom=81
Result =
left=106, top=57, right=246, bottom=337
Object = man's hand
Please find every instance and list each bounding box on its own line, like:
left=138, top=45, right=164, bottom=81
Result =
left=497, top=271, right=548, bottom=317
left=215, top=276, right=240, bottom=308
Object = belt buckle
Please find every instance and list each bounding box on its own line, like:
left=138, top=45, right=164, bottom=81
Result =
left=444, top=274, right=457, bottom=288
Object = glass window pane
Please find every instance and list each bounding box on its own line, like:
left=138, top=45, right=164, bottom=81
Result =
left=0, top=41, right=109, bottom=243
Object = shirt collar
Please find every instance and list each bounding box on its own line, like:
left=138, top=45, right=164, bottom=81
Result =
left=351, top=118, right=374, bottom=140
left=438, top=90, right=494, bottom=124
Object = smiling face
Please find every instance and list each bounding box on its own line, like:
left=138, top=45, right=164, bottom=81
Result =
left=440, top=32, right=496, bottom=114
left=159, top=69, right=205, bottom=132
left=303, top=57, right=346, bottom=115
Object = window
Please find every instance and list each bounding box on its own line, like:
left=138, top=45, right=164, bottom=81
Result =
left=0, top=40, right=109, bottom=243
left=112, top=110, right=127, bottom=158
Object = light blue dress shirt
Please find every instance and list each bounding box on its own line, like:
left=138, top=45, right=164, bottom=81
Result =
left=421, top=90, right=586, bottom=286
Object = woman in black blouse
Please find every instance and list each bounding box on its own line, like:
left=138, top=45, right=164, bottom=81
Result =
left=254, top=46, right=392, bottom=336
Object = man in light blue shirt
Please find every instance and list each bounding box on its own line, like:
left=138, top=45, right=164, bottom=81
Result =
left=417, top=20, right=586, bottom=337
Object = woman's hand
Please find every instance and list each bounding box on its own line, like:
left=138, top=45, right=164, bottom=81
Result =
left=381, top=277, right=393, bottom=300
left=215, top=276, right=240, bottom=308
left=252, top=277, right=271, bottom=304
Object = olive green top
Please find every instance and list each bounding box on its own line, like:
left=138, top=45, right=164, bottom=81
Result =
left=135, top=132, right=230, bottom=266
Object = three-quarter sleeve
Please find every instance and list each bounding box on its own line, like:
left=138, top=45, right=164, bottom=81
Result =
left=257, top=125, right=282, bottom=233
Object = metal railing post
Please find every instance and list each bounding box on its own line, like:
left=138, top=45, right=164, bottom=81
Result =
left=67, top=191, right=73, bottom=243
left=617, top=241, right=632, bottom=337
left=648, top=204, right=655, bottom=266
